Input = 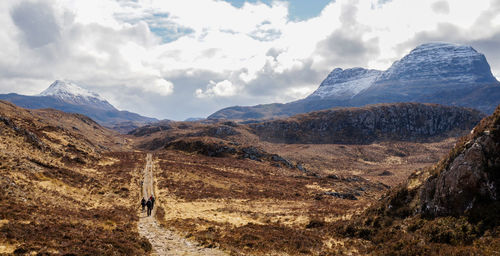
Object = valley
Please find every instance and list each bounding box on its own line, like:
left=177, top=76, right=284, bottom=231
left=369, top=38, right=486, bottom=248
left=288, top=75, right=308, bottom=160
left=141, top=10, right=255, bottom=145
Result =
left=2, top=0, right=500, bottom=253
left=2, top=99, right=498, bottom=255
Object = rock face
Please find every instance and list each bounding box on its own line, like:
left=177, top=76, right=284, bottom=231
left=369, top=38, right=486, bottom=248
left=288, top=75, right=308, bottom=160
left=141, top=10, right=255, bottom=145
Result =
left=209, top=42, right=500, bottom=120
left=0, top=80, right=157, bottom=132
left=249, top=103, right=484, bottom=144
left=419, top=105, right=500, bottom=217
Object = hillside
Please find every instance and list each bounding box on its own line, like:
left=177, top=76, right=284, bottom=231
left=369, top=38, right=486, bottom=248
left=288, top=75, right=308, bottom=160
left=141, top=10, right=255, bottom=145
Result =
left=209, top=43, right=500, bottom=120
left=249, top=103, right=483, bottom=144
left=339, top=104, right=500, bottom=255
left=0, top=80, right=157, bottom=132
left=0, top=101, right=151, bottom=254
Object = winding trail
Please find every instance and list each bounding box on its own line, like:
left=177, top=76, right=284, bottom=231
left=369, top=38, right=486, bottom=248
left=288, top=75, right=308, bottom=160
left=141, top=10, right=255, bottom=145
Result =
left=138, top=153, right=226, bottom=256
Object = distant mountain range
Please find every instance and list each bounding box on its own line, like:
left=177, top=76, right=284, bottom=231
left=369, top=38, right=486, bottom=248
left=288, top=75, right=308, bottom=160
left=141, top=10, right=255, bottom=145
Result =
left=0, top=80, right=157, bottom=132
left=209, top=42, right=500, bottom=120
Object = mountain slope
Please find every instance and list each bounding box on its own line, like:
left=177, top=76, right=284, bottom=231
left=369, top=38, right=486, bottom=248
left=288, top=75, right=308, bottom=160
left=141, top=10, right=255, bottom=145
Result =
left=0, top=100, right=152, bottom=254
left=0, top=80, right=157, bottom=132
left=306, top=67, right=382, bottom=101
left=209, top=42, right=500, bottom=120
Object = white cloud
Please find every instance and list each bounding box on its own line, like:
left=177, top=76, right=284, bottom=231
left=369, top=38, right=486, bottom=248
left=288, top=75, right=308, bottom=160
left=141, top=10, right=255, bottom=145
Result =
left=196, top=80, right=238, bottom=98
left=0, top=0, right=499, bottom=120
left=147, top=78, right=174, bottom=96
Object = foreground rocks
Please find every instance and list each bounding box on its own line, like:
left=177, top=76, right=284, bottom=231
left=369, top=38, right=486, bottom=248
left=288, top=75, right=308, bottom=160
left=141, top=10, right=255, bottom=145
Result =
left=420, top=106, right=500, bottom=217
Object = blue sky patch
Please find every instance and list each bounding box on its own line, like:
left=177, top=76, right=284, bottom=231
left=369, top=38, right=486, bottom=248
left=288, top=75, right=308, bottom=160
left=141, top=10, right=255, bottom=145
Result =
left=223, top=0, right=333, bottom=21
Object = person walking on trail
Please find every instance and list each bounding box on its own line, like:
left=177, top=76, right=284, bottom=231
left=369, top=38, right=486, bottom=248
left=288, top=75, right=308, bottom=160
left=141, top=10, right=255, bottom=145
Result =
left=141, top=198, right=146, bottom=212
left=146, top=198, right=152, bottom=216
left=150, top=195, right=155, bottom=209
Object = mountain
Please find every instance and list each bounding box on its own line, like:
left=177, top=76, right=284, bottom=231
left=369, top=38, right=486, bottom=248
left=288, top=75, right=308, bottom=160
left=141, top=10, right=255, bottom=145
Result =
left=0, top=80, right=157, bottom=132
left=39, top=80, right=116, bottom=111
left=351, top=43, right=500, bottom=110
left=209, top=42, right=500, bottom=120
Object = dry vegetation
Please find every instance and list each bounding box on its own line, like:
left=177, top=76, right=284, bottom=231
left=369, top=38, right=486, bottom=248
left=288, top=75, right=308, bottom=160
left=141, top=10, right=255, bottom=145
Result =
left=260, top=138, right=457, bottom=187
left=0, top=101, right=150, bottom=255
left=2, top=99, right=496, bottom=255
left=150, top=148, right=433, bottom=255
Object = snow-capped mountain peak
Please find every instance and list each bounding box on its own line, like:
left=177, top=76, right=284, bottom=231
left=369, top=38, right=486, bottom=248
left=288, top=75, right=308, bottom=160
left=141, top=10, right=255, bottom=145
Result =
left=374, top=42, right=497, bottom=85
left=40, top=80, right=106, bottom=101
left=39, top=80, right=116, bottom=110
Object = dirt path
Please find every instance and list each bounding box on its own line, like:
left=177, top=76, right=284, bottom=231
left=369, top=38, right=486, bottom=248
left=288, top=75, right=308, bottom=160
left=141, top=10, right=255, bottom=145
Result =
left=138, top=153, right=227, bottom=256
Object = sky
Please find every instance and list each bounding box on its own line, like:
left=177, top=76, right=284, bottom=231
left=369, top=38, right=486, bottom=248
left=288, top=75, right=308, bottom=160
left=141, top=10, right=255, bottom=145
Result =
left=1, top=0, right=500, bottom=120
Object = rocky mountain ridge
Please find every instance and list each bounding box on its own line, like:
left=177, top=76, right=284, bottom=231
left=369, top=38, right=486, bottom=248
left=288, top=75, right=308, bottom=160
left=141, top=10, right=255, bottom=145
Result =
left=248, top=103, right=484, bottom=144
left=209, top=42, right=500, bottom=120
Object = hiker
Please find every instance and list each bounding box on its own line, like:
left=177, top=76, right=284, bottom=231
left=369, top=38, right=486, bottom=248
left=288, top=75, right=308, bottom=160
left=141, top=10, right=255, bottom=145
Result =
left=141, top=198, right=146, bottom=212
left=146, top=198, right=152, bottom=216
left=150, top=195, right=155, bottom=209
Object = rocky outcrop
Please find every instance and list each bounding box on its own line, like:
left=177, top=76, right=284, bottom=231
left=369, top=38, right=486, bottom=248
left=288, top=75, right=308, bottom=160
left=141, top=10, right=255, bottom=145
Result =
left=128, top=121, right=172, bottom=137
left=0, top=115, right=47, bottom=150
left=165, top=139, right=297, bottom=169
left=165, top=140, right=237, bottom=157
left=419, top=105, right=500, bottom=217
left=249, top=103, right=483, bottom=144
left=191, top=124, right=240, bottom=139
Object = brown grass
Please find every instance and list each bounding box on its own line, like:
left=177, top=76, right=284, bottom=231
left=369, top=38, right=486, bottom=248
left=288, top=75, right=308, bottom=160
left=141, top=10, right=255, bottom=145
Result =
left=151, top=150, right=387, bottom=255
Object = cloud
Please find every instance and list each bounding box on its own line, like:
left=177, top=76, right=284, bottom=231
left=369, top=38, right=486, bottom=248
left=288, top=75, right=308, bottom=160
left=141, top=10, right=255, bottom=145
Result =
left=0, top=0, right=500, bottom=120
left=11, top=1, right=61, bottom=48
left=431, top=1, right=450, bottom=14
left=147, top=79, right=174, bottom=96
left=196, top=80, right=238, bottom=98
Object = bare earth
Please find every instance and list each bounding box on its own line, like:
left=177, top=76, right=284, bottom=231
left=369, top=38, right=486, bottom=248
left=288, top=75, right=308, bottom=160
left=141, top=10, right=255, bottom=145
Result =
left=138, top=153, right=227, bottom=256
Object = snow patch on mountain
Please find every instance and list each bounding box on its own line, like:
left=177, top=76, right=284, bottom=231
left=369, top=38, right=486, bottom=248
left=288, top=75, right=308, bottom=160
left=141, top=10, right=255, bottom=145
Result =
left=38, top=80, right=117, bottom=111
left=308, top=68, right=382, bottom=99
left=375, top=42, right=497, bottom=85
left=40, top=80, right=107, bottom=102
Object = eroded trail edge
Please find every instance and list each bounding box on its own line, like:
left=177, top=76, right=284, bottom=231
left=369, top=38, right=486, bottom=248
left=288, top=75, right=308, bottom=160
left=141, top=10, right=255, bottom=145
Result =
left=138, top=153, right=226, bottom=256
